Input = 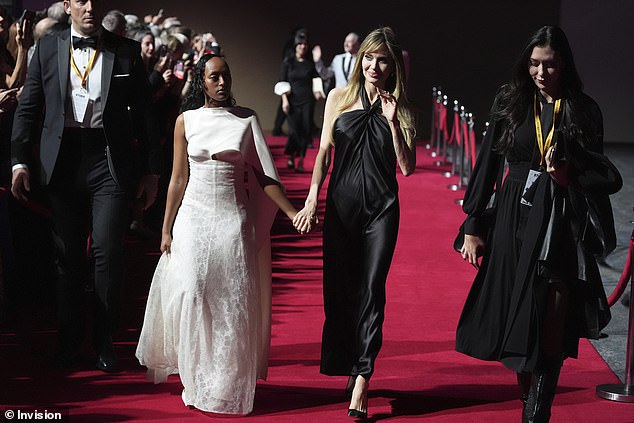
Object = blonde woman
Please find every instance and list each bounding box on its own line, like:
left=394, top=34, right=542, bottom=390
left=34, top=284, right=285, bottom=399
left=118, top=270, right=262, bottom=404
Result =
left=294, top=27, right=415, bottom=418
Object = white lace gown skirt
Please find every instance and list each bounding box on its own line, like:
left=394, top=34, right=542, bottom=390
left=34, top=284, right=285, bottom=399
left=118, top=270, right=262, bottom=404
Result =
left=136, top=160, right=261, bottom=414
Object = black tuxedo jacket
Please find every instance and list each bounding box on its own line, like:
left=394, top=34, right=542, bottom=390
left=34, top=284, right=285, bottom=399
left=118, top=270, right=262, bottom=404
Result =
left=11, top=27, right=160, bottom=186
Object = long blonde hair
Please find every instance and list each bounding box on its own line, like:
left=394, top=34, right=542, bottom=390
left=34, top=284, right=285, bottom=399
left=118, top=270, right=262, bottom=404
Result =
left=337, top=27, right=415, bottom=145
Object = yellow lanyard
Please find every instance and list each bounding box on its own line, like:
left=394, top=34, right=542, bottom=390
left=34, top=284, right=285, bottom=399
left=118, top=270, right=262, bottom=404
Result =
left=70, top=44, right=99, bottom=90
left=533, top=92, right=561, bottom=166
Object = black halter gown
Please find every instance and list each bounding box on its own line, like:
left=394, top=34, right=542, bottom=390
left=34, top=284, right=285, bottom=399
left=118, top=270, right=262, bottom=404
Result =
left=320, top=88, right=400, bottom=378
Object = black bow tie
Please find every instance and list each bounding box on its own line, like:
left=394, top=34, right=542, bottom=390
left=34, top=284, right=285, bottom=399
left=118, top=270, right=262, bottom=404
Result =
left=72, top=36, right=97, bottom=50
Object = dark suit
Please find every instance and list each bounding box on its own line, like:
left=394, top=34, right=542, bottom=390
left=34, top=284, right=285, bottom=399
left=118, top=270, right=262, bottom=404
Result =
left=11, top=28, right=157, bottom=361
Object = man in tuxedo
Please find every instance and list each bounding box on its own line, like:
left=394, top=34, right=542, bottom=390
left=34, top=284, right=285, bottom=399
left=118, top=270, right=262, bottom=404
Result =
left=314, top=32, right=360, bottom=92
left=11, top=0, right=159, bottom=372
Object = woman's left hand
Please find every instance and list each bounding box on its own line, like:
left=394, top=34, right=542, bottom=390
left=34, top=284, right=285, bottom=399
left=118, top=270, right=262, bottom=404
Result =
left=378, top=88, right=397, bottom=122
left=545, top=145, right=570, bottom=186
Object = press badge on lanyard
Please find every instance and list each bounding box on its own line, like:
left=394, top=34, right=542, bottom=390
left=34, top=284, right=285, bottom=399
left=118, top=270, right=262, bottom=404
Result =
left=520, top=169, right=542, bottom=206
left=72, top=88, right=90, bottom=123
left=70, top=45, right=98, bottom=123
left=521, top=93, right=561, bottom=207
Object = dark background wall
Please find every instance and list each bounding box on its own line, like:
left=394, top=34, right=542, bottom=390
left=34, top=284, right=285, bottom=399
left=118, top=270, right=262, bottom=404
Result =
left=20, top=0, right=633, bottom=143
left=560, top=0, right=634, bottom=143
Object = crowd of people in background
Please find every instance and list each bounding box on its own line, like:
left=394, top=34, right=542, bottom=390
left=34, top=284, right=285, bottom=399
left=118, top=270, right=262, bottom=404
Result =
left=0, top=3, right=353, bottom=234
left=0, top=3, right=228, bottom=237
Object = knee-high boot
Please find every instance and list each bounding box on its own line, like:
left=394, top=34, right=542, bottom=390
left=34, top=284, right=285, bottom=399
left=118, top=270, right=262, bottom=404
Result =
left=523, top=359, right=562, bottom=423
left=517, top=372, right=532, bottom=421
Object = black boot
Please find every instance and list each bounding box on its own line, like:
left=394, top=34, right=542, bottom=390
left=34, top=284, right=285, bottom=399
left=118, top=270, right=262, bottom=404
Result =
left=517, top=372, right=532, bottom=421
left=523, top=359, right=562, bottom=423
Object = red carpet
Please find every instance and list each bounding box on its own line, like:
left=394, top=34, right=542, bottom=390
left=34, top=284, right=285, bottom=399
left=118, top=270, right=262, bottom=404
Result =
left=1, top=136, right=631, bottom=422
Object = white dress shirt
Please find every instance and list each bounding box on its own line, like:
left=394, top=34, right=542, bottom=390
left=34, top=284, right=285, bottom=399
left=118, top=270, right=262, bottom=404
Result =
left=65, top=27, right=104, bottom=128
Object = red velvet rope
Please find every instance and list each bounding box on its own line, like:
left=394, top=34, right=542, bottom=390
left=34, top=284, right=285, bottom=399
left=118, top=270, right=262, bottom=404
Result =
left=607, top=233, right=633, bottom=307
left=439, top=104, right=449, bottom=141
left=447, top=113, right=460, bottom=145
left=461, top=120, right=469, bottom=162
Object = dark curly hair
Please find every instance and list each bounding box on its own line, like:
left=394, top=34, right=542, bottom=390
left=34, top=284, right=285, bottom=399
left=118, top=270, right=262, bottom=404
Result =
left=180, top=53, right=236, bottom=112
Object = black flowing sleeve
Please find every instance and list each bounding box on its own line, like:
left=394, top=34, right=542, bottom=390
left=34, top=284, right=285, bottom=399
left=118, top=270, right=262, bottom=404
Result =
left=460, top=90, right=506, bottom=236
left=565, top=94, right=622, bottom=258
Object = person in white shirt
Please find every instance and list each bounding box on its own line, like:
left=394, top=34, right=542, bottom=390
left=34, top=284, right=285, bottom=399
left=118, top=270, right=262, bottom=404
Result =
left=314, top=32, right=360, bottom=92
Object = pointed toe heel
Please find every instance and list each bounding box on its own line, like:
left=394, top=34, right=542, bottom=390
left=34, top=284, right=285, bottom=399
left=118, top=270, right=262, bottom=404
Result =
left=347, top=408, right=367, bottom=419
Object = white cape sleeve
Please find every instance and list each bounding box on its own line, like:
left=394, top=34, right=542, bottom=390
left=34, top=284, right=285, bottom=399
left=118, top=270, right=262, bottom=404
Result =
left=244, top=113, right=282, bottom=380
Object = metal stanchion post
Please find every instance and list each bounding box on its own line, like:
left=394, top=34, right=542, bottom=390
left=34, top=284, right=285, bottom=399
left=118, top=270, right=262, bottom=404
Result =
left=427, top=86, right=437, bottom=149
left=435, top=95, right=448, bottom=167
left=444, top=100, right=460, bottom=178
left=448, top=106, right=466, bottom=193
left=430, top=90, right=442, bottom=157
left=465, top=113, right=474, bottom=180
left=453, top=107, right=467, bottom=204
left=596, top=228, right=634, bottom=402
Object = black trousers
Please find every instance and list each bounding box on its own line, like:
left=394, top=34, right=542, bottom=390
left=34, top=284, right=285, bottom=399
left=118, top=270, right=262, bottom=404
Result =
left=284, top=102, right=314, bottom=158
left=46, top=128, right=128, bottom=354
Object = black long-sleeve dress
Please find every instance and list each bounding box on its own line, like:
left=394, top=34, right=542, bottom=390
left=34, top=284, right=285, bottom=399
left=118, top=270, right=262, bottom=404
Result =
left=279, top=57, right=318, bottom=158
left=320, top=88, right=400, bottom=378
left=455, top=87, right=621, bottom=372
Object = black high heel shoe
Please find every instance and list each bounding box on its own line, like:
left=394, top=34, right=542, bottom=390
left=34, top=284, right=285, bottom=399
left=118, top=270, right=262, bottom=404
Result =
left=347, top=409, right=367, bottom=419
left=347, top=375, right=368, bottom=419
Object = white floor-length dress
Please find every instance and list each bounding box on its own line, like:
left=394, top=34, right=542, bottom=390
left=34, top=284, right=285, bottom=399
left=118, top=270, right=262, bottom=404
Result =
left=136, top=106, right=280, bottom=414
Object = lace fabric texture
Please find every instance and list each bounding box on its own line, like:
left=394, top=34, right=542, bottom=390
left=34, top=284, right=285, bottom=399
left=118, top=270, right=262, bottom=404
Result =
left=136, top=107, right=279, bottom=414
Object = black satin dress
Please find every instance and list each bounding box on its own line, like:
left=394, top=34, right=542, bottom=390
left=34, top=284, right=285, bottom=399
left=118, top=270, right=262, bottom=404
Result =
left=320, top=88, right=399, bottom=378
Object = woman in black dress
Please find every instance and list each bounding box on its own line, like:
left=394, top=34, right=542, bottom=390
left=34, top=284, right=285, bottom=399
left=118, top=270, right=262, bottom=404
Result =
left=456, top=26, right=621, bottom=422
left=293, top=27, right=416, bottom=418
left=278, top=31, right=322, bottom=172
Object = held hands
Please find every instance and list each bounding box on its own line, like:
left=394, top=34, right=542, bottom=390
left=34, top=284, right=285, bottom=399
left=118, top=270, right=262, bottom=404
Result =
left=293, top=200, right=318, bottom=234
left=460, top=233, right=485, bottom=270
left=545, top=145, right=570, bottom=187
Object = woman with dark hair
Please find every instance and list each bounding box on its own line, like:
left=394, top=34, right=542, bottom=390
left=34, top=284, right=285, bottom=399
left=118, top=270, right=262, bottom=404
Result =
left=294, top=26, right=416, bottom=418
left=278, top=30, right=323, bottom=172
left=136, top=54, right=298, bottom=414
left=455, top=26, right=621, bottom=422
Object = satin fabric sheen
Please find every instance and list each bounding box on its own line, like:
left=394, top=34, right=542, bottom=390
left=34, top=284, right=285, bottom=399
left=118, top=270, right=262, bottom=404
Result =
left=320, top=89, right=399, bottom=378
